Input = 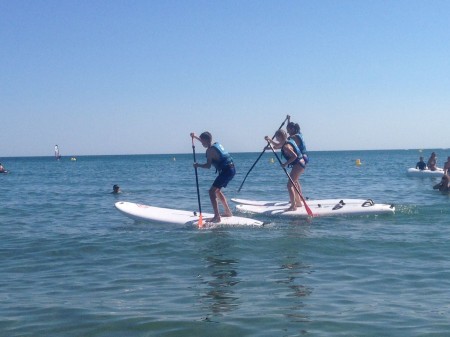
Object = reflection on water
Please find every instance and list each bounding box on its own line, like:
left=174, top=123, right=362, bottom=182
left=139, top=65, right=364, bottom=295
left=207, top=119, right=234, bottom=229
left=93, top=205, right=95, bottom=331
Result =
left=278, top=259, right=312, bottom=323
left=199, top=232, right=240, bottom=320
left=203, top=256, right=239, bottom=315
left=276, top=228, right=313, bottom=325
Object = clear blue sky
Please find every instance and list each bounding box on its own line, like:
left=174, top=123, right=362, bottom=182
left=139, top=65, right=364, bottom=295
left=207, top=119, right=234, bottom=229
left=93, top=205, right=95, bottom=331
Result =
left=1, top=0, right=449, bottom=157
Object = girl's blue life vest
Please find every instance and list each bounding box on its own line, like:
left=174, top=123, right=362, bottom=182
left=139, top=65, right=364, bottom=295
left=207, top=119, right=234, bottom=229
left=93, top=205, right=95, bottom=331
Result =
left=290, top=133, right=309, bottom=164
left=281, top=139, right=302, bottom=165
left=208, top=142, right=234, bottom=172
left=292, top=133, right=307, bottom=154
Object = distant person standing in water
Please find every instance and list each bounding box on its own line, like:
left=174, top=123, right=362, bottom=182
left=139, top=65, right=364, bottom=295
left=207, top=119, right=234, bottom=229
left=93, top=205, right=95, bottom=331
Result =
left=416, top=156, right=427, bottom=171
left=112, top=184, right=121, bottom=194
left=427, top=152, right=438, bottom=171
left=190, top=131, right=235, bottom=223
left=443, top=156, right=450, bottom=176
left=433, top=175, right=450, bottom=193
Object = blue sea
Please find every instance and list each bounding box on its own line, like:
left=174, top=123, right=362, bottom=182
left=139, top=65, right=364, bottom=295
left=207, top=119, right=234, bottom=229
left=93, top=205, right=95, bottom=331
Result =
left=1, top=149, right=449, bottom=337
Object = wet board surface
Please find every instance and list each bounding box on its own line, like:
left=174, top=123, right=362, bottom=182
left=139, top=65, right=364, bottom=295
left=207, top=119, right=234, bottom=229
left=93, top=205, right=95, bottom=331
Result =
left=236, top=200, right=395, bottom=218
left=232, top=198, right=369, bottom=207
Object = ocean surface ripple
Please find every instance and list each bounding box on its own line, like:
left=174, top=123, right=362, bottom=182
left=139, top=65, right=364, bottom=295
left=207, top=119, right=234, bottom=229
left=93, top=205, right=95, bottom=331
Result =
left=1, top=150, right=449, bottom=336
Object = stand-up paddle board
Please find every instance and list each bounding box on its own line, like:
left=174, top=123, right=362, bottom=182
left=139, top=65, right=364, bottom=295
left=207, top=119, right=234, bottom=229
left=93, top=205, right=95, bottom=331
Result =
left=407, top=168, right=444, bottom=177
left=232, top=198, right=368, bottom=207
left=235, top=199, right=394, bottom=218
left=115, top=201, right=264, bottom=227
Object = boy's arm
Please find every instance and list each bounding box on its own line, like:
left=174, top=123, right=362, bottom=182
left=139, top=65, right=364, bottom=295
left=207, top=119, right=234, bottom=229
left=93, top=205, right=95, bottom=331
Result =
left=194, top=147, right=214, bottom=169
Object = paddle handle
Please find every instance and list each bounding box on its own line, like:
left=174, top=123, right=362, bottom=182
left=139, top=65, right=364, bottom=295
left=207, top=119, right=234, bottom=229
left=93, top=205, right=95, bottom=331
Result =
left=267, top=142, right=314, bottom=217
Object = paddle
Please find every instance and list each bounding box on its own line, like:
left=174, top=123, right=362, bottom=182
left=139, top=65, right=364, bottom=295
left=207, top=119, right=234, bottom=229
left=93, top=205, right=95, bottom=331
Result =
left=238, top=116, right=290, bottom=192
left=266, top=141, right=314, bottom=217
left=191, top=135, right=203, bottom=228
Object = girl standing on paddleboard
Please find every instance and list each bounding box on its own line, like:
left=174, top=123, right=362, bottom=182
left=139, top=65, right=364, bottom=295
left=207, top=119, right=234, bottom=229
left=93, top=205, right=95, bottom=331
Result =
left=286, top=120, right=309, bottom=166
left=191, top=131, right=235, bottom=223
left=265, top=129, right=306, bottom=211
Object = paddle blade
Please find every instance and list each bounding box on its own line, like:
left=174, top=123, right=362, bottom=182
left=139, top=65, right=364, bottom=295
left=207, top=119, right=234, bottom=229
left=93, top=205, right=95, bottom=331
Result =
left=198, top=213, right=203, bottom=228
left=303, top=201, right=314, bottom=217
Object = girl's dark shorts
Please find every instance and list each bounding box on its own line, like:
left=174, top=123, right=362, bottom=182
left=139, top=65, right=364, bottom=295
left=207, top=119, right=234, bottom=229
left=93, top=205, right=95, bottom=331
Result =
left=213, top=165, right=236, bottom=188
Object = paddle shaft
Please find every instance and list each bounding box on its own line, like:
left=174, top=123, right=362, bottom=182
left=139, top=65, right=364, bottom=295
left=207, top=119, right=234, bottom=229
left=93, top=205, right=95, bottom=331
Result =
left=267, top=142, right=314, bottom=217
left=237, top=116, right=289, bottom=192
left=191, top=141, right=203, bottom=217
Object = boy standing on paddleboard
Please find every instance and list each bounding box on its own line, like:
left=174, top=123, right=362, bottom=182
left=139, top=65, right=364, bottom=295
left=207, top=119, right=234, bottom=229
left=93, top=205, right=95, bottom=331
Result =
left=191, top=131, right=235, bottom=223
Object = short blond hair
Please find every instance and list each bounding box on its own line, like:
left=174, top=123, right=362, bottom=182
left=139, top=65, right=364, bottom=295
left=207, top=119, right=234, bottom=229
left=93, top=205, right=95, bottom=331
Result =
left=275, top=129, right=287, bottom=139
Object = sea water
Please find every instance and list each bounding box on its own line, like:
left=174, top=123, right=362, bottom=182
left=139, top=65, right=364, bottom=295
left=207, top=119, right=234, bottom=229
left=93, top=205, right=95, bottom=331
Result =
left=0, top=150, right=449, bottom=337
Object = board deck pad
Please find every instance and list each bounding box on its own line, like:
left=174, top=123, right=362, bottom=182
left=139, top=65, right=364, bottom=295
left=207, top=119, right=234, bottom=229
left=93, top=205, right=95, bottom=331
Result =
left=115, top=201, right=264, bottom=227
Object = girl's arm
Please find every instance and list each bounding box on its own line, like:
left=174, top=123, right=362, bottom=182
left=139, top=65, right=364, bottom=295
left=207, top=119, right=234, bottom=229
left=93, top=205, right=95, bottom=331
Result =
left=281, top=144, right=298, bottom=168
left=264, top=136, right=283, bottom=149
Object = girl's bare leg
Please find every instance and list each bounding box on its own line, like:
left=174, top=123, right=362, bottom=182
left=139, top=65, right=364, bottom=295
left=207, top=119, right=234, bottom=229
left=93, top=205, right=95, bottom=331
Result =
left=286, top=180, right=297, bottom=211
left=294, top=181, right=302, bottom=207
left=290, top=165, right=305, bottom=208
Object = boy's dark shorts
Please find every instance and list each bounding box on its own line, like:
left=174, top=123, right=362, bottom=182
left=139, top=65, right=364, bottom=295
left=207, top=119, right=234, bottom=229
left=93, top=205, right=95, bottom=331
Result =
left=213, top=165, right=235, bottom=189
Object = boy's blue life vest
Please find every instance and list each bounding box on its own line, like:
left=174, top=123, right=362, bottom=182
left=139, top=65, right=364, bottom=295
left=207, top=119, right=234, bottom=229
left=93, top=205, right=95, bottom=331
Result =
left=209, top=142, right=234, bottom=171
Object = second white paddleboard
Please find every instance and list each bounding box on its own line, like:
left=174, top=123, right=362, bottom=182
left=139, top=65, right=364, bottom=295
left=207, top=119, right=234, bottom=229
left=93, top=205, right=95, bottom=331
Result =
left=235, top=199, right=395, bottom=218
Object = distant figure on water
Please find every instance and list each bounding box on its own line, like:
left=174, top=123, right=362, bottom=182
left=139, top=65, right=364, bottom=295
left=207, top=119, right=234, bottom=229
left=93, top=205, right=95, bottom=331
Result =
left=191, top=131, right=235, bottom=223
left=416, top=156, right=427, bottom=171
left=0, top=163, right=7, bottom=173
left=433, top=175, right=450, bottom=193
left=427, top=152, right=438, bottom=171
left=112, top=184, right=121, bottom=194
left=55, top=145, right=61, bottom=160
left=443, top=156, right=450, bottom=176
left=265, top=129, right=306, bottom=212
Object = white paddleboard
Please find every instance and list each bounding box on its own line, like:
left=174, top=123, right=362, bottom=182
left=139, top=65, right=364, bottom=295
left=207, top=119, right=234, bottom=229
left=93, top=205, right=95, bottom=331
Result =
left=236, top=199, right=395, bottom=218
left=231, top=198, right=368, bottom=207
left=407, top=168, right=444, bottom=177
left=115, top=201, right=264, bottom=227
